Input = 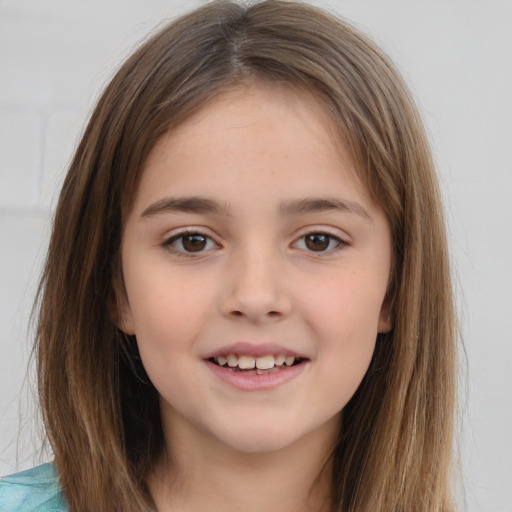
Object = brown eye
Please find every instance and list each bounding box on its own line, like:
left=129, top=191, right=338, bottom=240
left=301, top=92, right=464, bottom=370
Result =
left=304, top=234, right=330, bottom=251
left=181, top=234, right=207, bottom=252
left=166, top=232, right=218, bottom=254
left=295, top=232, right=344, bottom=253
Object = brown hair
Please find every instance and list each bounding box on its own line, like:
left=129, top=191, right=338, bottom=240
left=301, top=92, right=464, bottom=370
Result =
left=36, top=1, right=457, bottom=510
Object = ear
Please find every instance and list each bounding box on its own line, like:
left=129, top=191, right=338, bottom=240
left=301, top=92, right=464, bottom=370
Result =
left=115, top=294, right=136, bottom=335
left=109, top=269, right=136, bottom=335
left=377, top=299, right=393, bottom=333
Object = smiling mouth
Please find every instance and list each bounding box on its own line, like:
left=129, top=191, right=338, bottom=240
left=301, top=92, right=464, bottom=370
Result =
left=208, top=354, right=307, bottom=375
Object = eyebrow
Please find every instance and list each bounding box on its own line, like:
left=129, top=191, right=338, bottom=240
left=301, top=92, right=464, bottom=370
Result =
left=140, top=195, right=371, bottom=220
left=279, top=197, right=371, bottom=220
left=141, top=196, right=232, bottom=218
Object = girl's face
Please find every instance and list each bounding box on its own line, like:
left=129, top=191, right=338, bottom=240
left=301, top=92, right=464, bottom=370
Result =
left=119, top=83, right=392, bottom=455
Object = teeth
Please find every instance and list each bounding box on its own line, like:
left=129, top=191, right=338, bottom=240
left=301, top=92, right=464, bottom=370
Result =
left=257, top=367, right=281, bottom=375
left=214, top=354, right=299, bottom=369
left=227, top=354, right=238, bottom=367
left=238, top=355, right=256, bottom=369
left=256, top=355, right=274, bottom=370
left=274, top=354, right=286, bottom=366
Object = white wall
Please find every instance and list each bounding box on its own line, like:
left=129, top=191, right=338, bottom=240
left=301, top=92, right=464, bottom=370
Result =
left=1, top=1, right=511, bottom=510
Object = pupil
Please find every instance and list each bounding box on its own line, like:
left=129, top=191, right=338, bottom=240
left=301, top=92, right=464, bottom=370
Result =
left=182, top=235, right=207, bottom=252
left=305, top=234, right=329, bottom=251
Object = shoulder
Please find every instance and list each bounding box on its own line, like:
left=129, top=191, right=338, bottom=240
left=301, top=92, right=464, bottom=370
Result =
left=0, top=463, right=68, bottom=512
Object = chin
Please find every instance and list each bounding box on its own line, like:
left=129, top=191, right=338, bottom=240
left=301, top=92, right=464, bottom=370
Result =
left=212, top=418, right=310, bottom=455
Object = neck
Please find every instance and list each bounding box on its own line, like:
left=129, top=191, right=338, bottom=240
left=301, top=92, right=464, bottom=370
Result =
left=148, top=416, right=338, bottom=512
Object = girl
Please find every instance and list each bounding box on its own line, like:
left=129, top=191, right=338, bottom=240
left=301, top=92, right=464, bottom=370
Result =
left=0, top=1, right=458, bottom=510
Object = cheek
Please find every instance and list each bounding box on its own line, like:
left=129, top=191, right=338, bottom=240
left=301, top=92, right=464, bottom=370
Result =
left=304, top=269, right=386, bottom=397
left=318, top=290, right=378, bottom=370
left=130, top=279, right=210, bottom=401
left=124, top=265, right=213, bottom=356
left=307, top=268, right=387, bottom=338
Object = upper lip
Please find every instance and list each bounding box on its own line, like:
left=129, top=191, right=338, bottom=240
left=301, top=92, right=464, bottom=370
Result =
left=204, top=342, right=308, bottom=360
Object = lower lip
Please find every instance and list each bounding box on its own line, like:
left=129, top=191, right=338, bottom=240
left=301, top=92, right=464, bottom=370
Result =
left=205, top=360, right=309, bottom=391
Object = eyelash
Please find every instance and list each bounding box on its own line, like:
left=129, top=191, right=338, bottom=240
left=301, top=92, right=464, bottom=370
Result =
left=162, top=230, right=348, bottom=256
left=163, top=230, right=219, bottom=256
left=292, top=231, right=347, bottom=254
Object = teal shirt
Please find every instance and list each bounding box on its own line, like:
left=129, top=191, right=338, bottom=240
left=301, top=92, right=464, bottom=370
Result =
left=0, top=463, right=68, bottom=511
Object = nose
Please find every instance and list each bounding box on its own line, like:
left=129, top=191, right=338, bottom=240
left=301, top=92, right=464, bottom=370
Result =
left=219, top=246, right=292, bottom=324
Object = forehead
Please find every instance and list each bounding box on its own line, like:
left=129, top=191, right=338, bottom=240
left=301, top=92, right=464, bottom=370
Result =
left=130, top=81, right=370, bottom=214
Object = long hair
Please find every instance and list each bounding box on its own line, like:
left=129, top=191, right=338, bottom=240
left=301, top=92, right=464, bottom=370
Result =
left=35, top=1, right=457, bottom=510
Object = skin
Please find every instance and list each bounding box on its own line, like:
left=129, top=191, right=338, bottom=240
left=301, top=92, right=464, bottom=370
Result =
left=118, top=82, right=392, bottom=512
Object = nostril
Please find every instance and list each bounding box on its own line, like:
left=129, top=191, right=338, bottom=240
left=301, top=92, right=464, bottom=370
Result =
left=229, top=309, right=281, bottom=319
